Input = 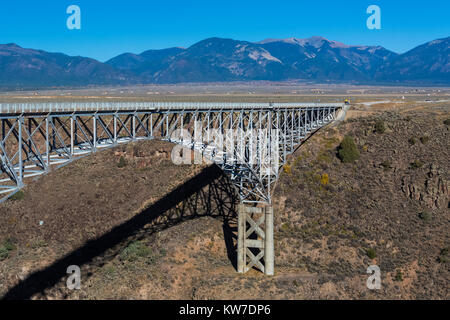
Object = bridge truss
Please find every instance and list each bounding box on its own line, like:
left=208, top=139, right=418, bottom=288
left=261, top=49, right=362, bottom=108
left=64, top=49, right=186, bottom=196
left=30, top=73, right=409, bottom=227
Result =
left=0, top=101, right=342, bottom=275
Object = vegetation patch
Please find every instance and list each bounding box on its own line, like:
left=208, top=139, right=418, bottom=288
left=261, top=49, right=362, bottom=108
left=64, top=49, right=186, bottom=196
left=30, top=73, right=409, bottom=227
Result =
left=394, top=270, right=404, bottom=282
left=337, top=136, right=360, bottom=163
left=118, top=240, right=166, bottom=266
left=320, top=173, right=329, bottom=186
left=374, top=120, right=386, bottom=134
left=147, top=248, right=168, bottom=266
left=410, top=160, right=424, bottom=170
left=418, top=211, right=432, bottom=222
left=31, top=239, right=48, bottom=249
left=420, top=136, right=430, bottom=144
left=117, top=156, right=128, bottom=168
left=102, top=265, right=118, bottom=280
left=437, top=248, right=448, bottom=263
left=316, top=150, right=332, bottom=164
left=366, top=248, right=376, bottom=259
left=408, top=137, right=416, bottom=146
left=119, top=241, right=152, bottom=262
left=283, top=164, right=292, bottom=174
left=380, top=161, right=392, bottom=171
left=10, top=190, right=25, bottom=201
left=0, top=238, right=17, bottom=261
left=321, top=136, right=340, bottom=149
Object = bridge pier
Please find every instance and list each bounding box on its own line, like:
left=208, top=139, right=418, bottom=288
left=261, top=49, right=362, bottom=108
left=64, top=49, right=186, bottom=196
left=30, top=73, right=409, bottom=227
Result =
left=265, top=206, right=274, bottom=275
left=237, top=203, right=274, bottom=275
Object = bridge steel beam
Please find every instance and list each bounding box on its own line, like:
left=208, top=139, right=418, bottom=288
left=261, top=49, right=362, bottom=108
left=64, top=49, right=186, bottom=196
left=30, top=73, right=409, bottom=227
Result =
left=0, top=102, right=342, bottom=274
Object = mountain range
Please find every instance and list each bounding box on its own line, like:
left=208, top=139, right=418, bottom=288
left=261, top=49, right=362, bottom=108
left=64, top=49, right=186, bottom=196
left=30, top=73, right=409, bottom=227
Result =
left=0, top=36, right=448, bottom=88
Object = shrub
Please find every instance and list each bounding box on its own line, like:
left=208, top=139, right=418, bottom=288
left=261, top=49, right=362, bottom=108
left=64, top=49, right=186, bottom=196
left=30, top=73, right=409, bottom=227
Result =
left=418, top=211, right=432, bottom=222
left=283, top=164, right=292, bottom=174
left=380, top=161, right=392, bottom=171
left=394, top=270, right=403, bottom=282
left=281, top=223, right=290, bottom=232
left=438, top=247, right=448, bottom=263
left=420, top=136, right=430, bottom=144
left=366, top=248, right=376, bottom=259
left=0, top=238, right=17, bottom=261
left=408, top=137, right=416, bottom=146
left=3, top=239, right=16, bottom=251
left=120, top=241, right=151, bottom=262
left=0, top=247, right=8, bottom=261
left=10, top=190, right=25, bottom=201
left=337, top=136, right=360, bottom=163
left=444, top=119, right=450, bottom=125
left=410, top=160, right=424, bottom=169
left=374, top=120, right=386, bottom=134
left=320, top=173, right=329, bottom=186
left=117, top=156, right=127, bottom=168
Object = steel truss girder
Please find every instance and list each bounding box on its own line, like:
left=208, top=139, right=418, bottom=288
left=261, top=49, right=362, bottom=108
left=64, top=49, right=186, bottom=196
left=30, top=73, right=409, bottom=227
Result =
left=0, top=105, right=340, bottom=202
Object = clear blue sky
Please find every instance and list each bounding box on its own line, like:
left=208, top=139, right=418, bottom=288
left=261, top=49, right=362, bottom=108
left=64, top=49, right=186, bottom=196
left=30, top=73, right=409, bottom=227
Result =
left=1, top=0, right=449, bottom=62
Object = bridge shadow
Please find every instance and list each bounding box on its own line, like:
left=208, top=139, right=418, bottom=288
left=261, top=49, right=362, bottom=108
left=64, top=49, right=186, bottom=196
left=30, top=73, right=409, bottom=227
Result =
left=2, top=164, right=239, bottom=300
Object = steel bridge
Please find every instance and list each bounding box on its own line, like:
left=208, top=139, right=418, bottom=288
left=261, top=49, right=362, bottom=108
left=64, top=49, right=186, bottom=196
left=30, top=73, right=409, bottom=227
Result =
left=0, top=101, right=343, bottom=275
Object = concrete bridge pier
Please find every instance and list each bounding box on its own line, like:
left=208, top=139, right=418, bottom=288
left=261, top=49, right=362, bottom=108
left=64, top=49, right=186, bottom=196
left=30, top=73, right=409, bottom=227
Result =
left=237, top=203, right=274, bottom=275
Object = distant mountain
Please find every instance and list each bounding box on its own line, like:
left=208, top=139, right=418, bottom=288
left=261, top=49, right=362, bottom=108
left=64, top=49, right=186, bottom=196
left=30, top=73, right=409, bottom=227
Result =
left=258, top=36, right=398, bottom=81
left=105, top=37, right=398, bottom=83
left=374, top=37, right=450, bottom=84
left=105, top=39, right=285, bottom=82
left=0, top=44, right=134, bottom=88
left=106, top=47, right=185, bottom=82
left=0, top=36, right=448, bottom=88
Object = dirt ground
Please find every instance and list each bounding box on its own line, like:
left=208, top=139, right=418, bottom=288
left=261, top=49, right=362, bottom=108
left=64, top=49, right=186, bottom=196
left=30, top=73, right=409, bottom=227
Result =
left=0, top=100, right=448, bottom=300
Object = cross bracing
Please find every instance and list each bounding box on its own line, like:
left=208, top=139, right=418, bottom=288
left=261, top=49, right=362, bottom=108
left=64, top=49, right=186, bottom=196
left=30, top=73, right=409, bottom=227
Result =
left=0, top=102, right=343, bottom=204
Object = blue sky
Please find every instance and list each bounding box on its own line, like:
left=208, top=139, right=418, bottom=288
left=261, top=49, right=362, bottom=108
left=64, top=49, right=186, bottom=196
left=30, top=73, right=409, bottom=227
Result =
left=1, top=0, right=449, bottom=62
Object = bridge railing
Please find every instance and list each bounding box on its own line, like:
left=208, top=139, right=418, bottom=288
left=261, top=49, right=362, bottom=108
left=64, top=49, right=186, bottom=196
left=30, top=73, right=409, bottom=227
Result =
left=0, top=102, right=344, bottom=114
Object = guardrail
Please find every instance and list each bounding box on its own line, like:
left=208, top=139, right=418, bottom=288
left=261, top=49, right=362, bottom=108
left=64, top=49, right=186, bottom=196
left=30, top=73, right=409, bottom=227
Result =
left=0, top=102, right=345, bottom=113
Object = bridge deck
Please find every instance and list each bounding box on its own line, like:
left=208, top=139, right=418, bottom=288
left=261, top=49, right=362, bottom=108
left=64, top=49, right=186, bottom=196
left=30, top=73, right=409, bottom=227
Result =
left=0, top=102, right=344, bottom=114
